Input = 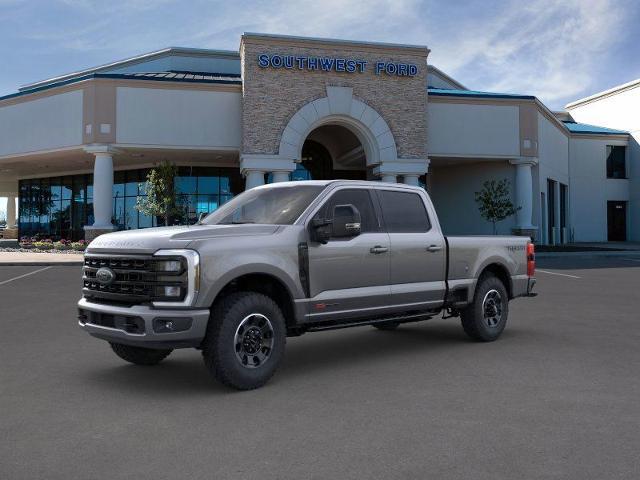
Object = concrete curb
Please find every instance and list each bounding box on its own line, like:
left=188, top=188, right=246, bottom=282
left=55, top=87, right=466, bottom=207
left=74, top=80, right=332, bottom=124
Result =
left=537, top=251, right=640, bottom=258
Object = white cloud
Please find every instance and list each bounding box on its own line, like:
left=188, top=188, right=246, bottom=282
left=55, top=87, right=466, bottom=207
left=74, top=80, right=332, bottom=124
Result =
left=427, top=0, right=628, bottom=107
left=3, top=0, right=635, bottom=109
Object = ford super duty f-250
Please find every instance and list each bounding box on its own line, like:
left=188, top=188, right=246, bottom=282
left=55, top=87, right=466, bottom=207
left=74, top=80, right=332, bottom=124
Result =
left=78, top=180, right=536, bottom=390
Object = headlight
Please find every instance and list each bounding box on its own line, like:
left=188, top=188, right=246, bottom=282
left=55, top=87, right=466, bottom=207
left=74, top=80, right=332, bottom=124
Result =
left=152, top=250, right=200, bottom=307
left=156, top=259, right=183, bottom=273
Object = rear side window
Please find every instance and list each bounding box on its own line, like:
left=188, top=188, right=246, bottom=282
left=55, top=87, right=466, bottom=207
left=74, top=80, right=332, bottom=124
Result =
left=378, top=190, right=431, bottom=233
left=315, top=188, right=380, bottom=233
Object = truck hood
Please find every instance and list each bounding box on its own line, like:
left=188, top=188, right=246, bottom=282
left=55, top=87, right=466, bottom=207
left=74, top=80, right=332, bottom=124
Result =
left=86, top=224, right=280, bottom=255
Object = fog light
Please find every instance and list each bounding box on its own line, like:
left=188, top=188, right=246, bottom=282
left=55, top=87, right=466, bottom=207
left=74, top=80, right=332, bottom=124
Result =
left=157, top=260, right=182, bottom=272
left=153, top=317, right=193, bottom=333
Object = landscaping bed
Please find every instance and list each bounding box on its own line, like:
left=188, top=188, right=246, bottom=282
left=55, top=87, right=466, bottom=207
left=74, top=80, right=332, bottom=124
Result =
left=0, top=237, right=88, bottom=254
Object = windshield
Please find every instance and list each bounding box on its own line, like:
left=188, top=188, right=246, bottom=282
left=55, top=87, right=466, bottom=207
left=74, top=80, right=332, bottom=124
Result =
left=202, top=184, right=326, bottom=225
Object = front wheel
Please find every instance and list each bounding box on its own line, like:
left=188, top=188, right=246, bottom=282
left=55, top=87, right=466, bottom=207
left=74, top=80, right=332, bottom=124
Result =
left=110, top=343, right=172, bottom=365
left=460, top=275, right=509, bottom=342
left=202, top=292, right=286, bottom=390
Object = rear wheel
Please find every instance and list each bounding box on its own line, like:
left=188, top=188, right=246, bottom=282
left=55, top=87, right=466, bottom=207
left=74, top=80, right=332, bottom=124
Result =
left=202, top=292, right=286, bottom=390
left=110, top=343, right=172, bottom=365
left=460, top=275, right=509, bottom=342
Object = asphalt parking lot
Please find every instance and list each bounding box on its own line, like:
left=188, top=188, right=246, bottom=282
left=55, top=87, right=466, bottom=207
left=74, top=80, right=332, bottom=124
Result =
left=1, top=257, right=639, bottom=479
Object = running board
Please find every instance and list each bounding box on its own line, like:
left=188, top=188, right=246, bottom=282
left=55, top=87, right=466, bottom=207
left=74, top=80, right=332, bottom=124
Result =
left=306, top=312, right=435, bottom=332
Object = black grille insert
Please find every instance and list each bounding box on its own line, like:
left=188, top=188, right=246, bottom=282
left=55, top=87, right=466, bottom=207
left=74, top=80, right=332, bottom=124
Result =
left=83, top=255, right=187, bottom=305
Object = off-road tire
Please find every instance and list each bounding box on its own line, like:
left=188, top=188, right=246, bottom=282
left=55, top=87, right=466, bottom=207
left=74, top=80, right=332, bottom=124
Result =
left=202, top=292, right=286, bottom=390
left=373, top=321, right=400, bottom=331
left=110, top=343, right=173, bottom=365
left=460, top=274, right=509, bottom=342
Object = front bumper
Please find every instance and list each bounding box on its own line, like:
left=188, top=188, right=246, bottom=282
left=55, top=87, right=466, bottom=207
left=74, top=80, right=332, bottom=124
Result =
left=77, top=297, right=210, bottom=349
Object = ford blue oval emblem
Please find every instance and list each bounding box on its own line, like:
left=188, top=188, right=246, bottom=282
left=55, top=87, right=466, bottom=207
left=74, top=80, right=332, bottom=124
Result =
left=95, top=267, right=116, bottom=285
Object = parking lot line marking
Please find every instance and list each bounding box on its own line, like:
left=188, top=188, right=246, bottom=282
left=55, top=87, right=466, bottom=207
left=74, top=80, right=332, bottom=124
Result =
left=0, top=266, right=52, bottom=286
left=623, top=258, right=640, bottom=262
left=536, top=269, right=581, bottom=279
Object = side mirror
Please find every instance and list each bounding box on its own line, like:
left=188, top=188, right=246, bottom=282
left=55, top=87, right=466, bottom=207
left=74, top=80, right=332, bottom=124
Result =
left=311, top=218, right=332, bottom=244
left=331, top=204, right=361, bottom=238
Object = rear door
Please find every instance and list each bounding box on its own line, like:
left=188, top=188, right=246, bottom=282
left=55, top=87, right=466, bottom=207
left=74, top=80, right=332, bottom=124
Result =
left=306, top=187, right=391, bottom=321
left=376, top=189, right=446, bottom=310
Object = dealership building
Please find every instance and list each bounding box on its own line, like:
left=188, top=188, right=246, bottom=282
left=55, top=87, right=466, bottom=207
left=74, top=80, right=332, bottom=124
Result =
left=0, top=33, right=637, bottom=243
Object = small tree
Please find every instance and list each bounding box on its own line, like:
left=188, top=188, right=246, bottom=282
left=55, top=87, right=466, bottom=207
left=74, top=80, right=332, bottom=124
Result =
left=136, top=161, right=182, bottom=226
left=474, top=179, right=520, bottom=235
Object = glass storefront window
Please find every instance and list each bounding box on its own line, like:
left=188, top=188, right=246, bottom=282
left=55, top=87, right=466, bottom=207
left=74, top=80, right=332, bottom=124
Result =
left=18, top=166, right=241, bottom=240
left=124, top=197, right=138, bottom=230
left=198, top=176, right=219, bottom=194
left=62, top=177, right=73, bottom=200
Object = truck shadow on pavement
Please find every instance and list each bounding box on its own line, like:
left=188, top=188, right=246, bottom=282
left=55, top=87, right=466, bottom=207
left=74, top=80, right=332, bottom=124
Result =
left=80, top=320, right=527, bottom=394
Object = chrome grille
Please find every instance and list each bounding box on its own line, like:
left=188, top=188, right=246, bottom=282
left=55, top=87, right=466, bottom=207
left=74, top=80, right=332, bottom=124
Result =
left=83, top=255, right=187, bottom=305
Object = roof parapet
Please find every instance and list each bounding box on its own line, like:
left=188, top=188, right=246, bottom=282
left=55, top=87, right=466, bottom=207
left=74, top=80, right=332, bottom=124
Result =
left=19, top=47, right=240, bottom=93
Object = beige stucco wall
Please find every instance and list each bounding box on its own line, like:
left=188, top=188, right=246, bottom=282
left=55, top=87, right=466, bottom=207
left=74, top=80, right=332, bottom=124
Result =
left=429, top=161, right=517, bottom=235
left=240, top=35, right=428, bottom=160
left=0, top=90, right=83, bottom=157
left=569, top=136, right=630, bottom=241
left=567, top=86, right=639, bottom=241
left=427, top=101, right=520, bottom=157
left=116, top=86, right=242, bottom=148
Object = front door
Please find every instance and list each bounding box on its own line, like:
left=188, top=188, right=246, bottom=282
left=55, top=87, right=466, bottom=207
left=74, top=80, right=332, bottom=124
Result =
left=306, top=188, right=390, bottom=322
left=607, top=201, right=627, bottom=241
left=376, top=188, right=446, bottom=310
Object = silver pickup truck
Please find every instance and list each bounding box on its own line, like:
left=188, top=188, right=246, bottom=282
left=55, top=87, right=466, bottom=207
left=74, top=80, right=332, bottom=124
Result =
left=78, top=180, right=536, bottom=390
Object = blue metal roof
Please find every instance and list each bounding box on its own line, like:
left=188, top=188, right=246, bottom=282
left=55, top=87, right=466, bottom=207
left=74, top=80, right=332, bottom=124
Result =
left=562, top=121, right=628, bottom=135
left=0, top=71, right=242, bottom=102
left=428, top=87, right=535, bottom=100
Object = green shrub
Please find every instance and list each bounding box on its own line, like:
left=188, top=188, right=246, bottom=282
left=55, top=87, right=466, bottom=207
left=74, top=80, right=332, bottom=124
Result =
left=70, top=242, right=87, bottom=251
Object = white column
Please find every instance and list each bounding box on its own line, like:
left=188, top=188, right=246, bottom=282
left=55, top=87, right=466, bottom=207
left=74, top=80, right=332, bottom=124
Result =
left=240, top=154, right=295, bottom=191
left=510, top=158, right=537, bottom=229
left=6, top=195, right=17, bottom=229
left=244, top=170, right=265, bottom=190
left=92, top=152, right=114, bottom=228
left=271, top=171, right=290, bottom=183
left=403, top=174, right=420, bottom=186
left=375, top=159, right=429, bottom=186
left=84, top=146, right=117, bottom=232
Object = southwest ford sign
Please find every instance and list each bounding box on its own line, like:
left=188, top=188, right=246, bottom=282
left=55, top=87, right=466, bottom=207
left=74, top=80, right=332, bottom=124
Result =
left=257, top=54, right=418, bottom=77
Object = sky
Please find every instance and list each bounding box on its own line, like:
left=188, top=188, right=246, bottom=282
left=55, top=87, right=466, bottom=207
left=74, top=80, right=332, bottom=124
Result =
left=1, top=0, right=640, bottom=215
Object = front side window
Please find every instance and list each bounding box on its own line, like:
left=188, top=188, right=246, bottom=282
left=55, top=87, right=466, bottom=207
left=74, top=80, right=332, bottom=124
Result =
left=314, top=188, right=380, bottom=233
left=606, top=145, right=626, bottom=179
left=378, top=190, right=431, bottom=233
left=203, top=185, right=325, bottom=225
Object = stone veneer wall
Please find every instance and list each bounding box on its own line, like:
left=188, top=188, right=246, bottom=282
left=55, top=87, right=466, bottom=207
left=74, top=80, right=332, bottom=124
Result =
left=240, top=36, right=429, bottom=160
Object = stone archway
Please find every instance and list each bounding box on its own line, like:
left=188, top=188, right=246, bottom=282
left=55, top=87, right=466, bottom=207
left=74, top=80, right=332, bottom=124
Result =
left=278, top=86, right=398, bottom=168
left=240, top=85, right=429, bottom=188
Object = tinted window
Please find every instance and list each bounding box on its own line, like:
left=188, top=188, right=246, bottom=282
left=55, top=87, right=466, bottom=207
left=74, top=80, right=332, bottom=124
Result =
left=316, top=189, right=379, bottom=233
left=378, top=190, right=431, bottom=233
left=606, top=145, right=626, bottom=179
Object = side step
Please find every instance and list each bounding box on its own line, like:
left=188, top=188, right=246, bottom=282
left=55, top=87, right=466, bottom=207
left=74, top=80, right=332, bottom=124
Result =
left=306, top=312, right=435, bottom=333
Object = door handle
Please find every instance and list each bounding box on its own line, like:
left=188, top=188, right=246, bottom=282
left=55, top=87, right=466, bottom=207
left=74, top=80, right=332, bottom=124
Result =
left=426, top=245, right=443, bottom=252
left=370, top=246, right=389, bottom=254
